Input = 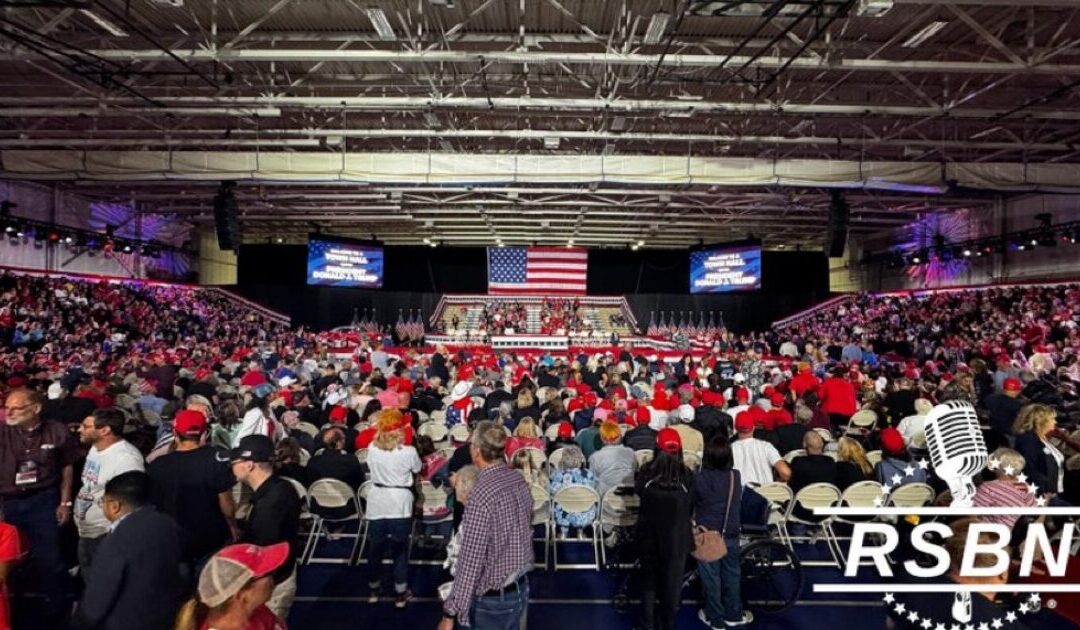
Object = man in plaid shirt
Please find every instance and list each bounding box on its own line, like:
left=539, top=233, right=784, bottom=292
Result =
left=439, top=421, right=533, bottom=629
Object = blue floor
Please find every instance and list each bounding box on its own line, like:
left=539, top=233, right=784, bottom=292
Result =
left=289, top=534, right=1077, bottom=629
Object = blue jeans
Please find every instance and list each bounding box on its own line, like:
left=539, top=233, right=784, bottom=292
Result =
left=469, top=576, right=528, bottom=630
left=3, top=488, right=66, bottom=610
left=366, top=517, right=412, bottom=592
left=697, top=537, right=742, bottom=626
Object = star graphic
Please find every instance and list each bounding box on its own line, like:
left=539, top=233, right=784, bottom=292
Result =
left=1028, top=593, right=1041, bottom=604
left=904, top=465, right=916, bottom=477
left=987, top=458, right=1001, bottom=471
left=894, top=602, right=907, bottom=614
left=920, top=620, right=932, bottom=630
left=883, top=482, right=894, bottom=493
left=891, top=473, right=903, bottom=485
left=873, top=497, right=885, bottom=507
left=978, top=623, right=990, bottom=630
left=991, top=619, right=1004, bottom=629
left=1036, top=496, right=1047, bottom=507
left=1018, top=603, right=1029, bottom=614
left=1016, top=473, right=1028, bottom=484
left=1003, top=465, right=1016, bottom=476
left=883, top=593, right=896, bottom=604
left=950, top=623, right=960, bottom=630
left=918, top=459, right=929, bottom=470
left=1027, top=483, right=1039, bottom=495
left=935, top=624, right=946, bottom=630
left=1005, top=611, right=1017, bottom=623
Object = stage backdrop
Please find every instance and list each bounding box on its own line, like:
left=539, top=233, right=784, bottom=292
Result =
left=234, top=244, right=829, bottom=332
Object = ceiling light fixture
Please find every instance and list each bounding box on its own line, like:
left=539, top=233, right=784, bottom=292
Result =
left=644, top=13, right=670, bottom=45
left=80, top=9, right=129, bottom=37
left=902, top=20, right=948, bottom=48
left=365, top=8, right=396, bottom=41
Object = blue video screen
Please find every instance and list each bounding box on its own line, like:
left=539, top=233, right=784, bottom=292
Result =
left=306, top=237, right=384, bottom=288
left=690, top=244, right=762, bottom=293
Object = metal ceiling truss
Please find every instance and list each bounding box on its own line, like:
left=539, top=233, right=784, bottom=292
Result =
left=0, top=0, right=1075, bottom=248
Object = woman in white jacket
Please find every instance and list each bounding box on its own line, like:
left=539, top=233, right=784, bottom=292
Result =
left=233, top=383, right=284, bottom=446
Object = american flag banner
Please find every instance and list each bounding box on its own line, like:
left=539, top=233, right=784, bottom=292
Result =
left=487, top=247, right=588, bottom=295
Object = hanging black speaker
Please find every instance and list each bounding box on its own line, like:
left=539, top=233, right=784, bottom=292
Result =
left=826, top=190, right=849, bottom=258
left=213, top=181, right=239, bottom=252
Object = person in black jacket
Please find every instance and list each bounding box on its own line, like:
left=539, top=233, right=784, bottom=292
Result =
left=635, top=429, right=693, bottom=630
left=231, top=435, right=301, bottom=621
left=72, top=471, right=185, bottom=630
left=308, top=427, right=367, bottom=490
left=1014, top=404, right=1067, bottom=500
left=788, top=432, right=838, bottom=521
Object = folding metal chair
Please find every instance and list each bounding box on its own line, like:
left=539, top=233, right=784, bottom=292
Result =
left=305, top=479, right=365, bottom=565
left=598, top=486, right=639, bottom=568
left=551, top=485, right=601, bottom=571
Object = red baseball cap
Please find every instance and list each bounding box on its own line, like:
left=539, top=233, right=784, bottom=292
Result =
left=734, top=411, right=756, bottom=433
left=701, top=390, right=725, bottom=407
left=174, top=409, right=208, bottom=438
left=557, top=421, right=574, bottom=439
left=769, top=392, right=785, bottom=407
left=198, top=542, right=289, bottom=608
left=328, top=405, right=348, bottom=423
left=734, top=386, right=749, bottom=402
left=1003, top=378, right=1023, bottom=392
left=656, top=427, right=682, bottom=453
left=879, top=427, right=906, bottom=455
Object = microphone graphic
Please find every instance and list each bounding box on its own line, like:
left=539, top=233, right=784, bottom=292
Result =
left=923, top=400, right=987, bottom=508
left=922, top=400, right=988, bottom=626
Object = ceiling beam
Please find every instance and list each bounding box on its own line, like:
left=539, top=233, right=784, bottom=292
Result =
left=3, top=48, right=1079, bottom=75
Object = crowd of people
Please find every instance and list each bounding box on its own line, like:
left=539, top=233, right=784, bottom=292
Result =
left=0, top=271, right=1075, bottom=630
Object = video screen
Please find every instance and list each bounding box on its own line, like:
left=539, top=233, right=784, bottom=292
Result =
left=306, top=236, right=384, bottom=288
left=689, top=242, right=762, bottom=293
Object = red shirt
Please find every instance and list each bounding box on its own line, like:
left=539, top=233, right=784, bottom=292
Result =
left=240, top=370, right=268, bottom=387
left=818, top=377, right=857, bottom=417
left=201, top=605, right=285, bottom=630
left=0, top=522, right=26, bottom=630
left=789, top=372, right=821, bottom=398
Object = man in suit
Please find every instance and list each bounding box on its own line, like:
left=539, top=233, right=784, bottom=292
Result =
left=73, top=471, right=185, bottom=630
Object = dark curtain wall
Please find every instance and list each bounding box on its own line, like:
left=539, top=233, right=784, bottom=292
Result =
left=234, top=245, right=829, bottom=332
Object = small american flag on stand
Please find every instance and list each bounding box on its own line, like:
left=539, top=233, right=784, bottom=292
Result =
left=487, top=247, right=587, bottom=295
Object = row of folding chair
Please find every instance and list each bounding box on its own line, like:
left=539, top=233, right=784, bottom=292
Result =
left=533, top=484, right=640, bottom=571
left=280, top=477, right=456, bottom=566
left=754, top=480, right=935, bottom=566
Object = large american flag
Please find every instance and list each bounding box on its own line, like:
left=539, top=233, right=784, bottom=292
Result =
left=487, top=247, right=587, bottom=295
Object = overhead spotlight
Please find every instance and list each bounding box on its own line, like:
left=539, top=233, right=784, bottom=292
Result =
left=1030, top=238, right=1038, bottom=247
left=122, top=243, right=133, bottom=253
left=274, top=236, right=284, bottom=244
left=636, top=240, right=645, bottom=247
left=63, top=235, right=74, bottom=245
left=910, top=253, right=922, bottom=264
left=566, top=240, right=574, bottom=247
left=962, top=248, right=972, bottom=257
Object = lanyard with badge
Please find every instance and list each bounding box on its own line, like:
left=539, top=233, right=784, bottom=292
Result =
left=14, top=427, right=41, bottom=487
left=13, top=425, right=46, bottom=490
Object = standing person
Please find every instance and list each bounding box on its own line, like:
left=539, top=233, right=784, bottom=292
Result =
left=818, top=367, right=857, bottom=432
left=72, top=471, right=185, bottom=630
left=692, top=434, right=752, bottom=629
left=635, top=428, right=693, bottom=630
left=439, top=421, right=533, bottom=630
left=0, top=388, right=75, bottom=622
left=230, top=435, right=300, bottom=621
left=365, top=409, right=422, bottom=607
left=234, top=384, right=283, bottom=447
left=74, top=407, right=145, bottom=575
left=173, top=542, right=289, bottom=630
left=147, top=409, right=239, bottom=578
